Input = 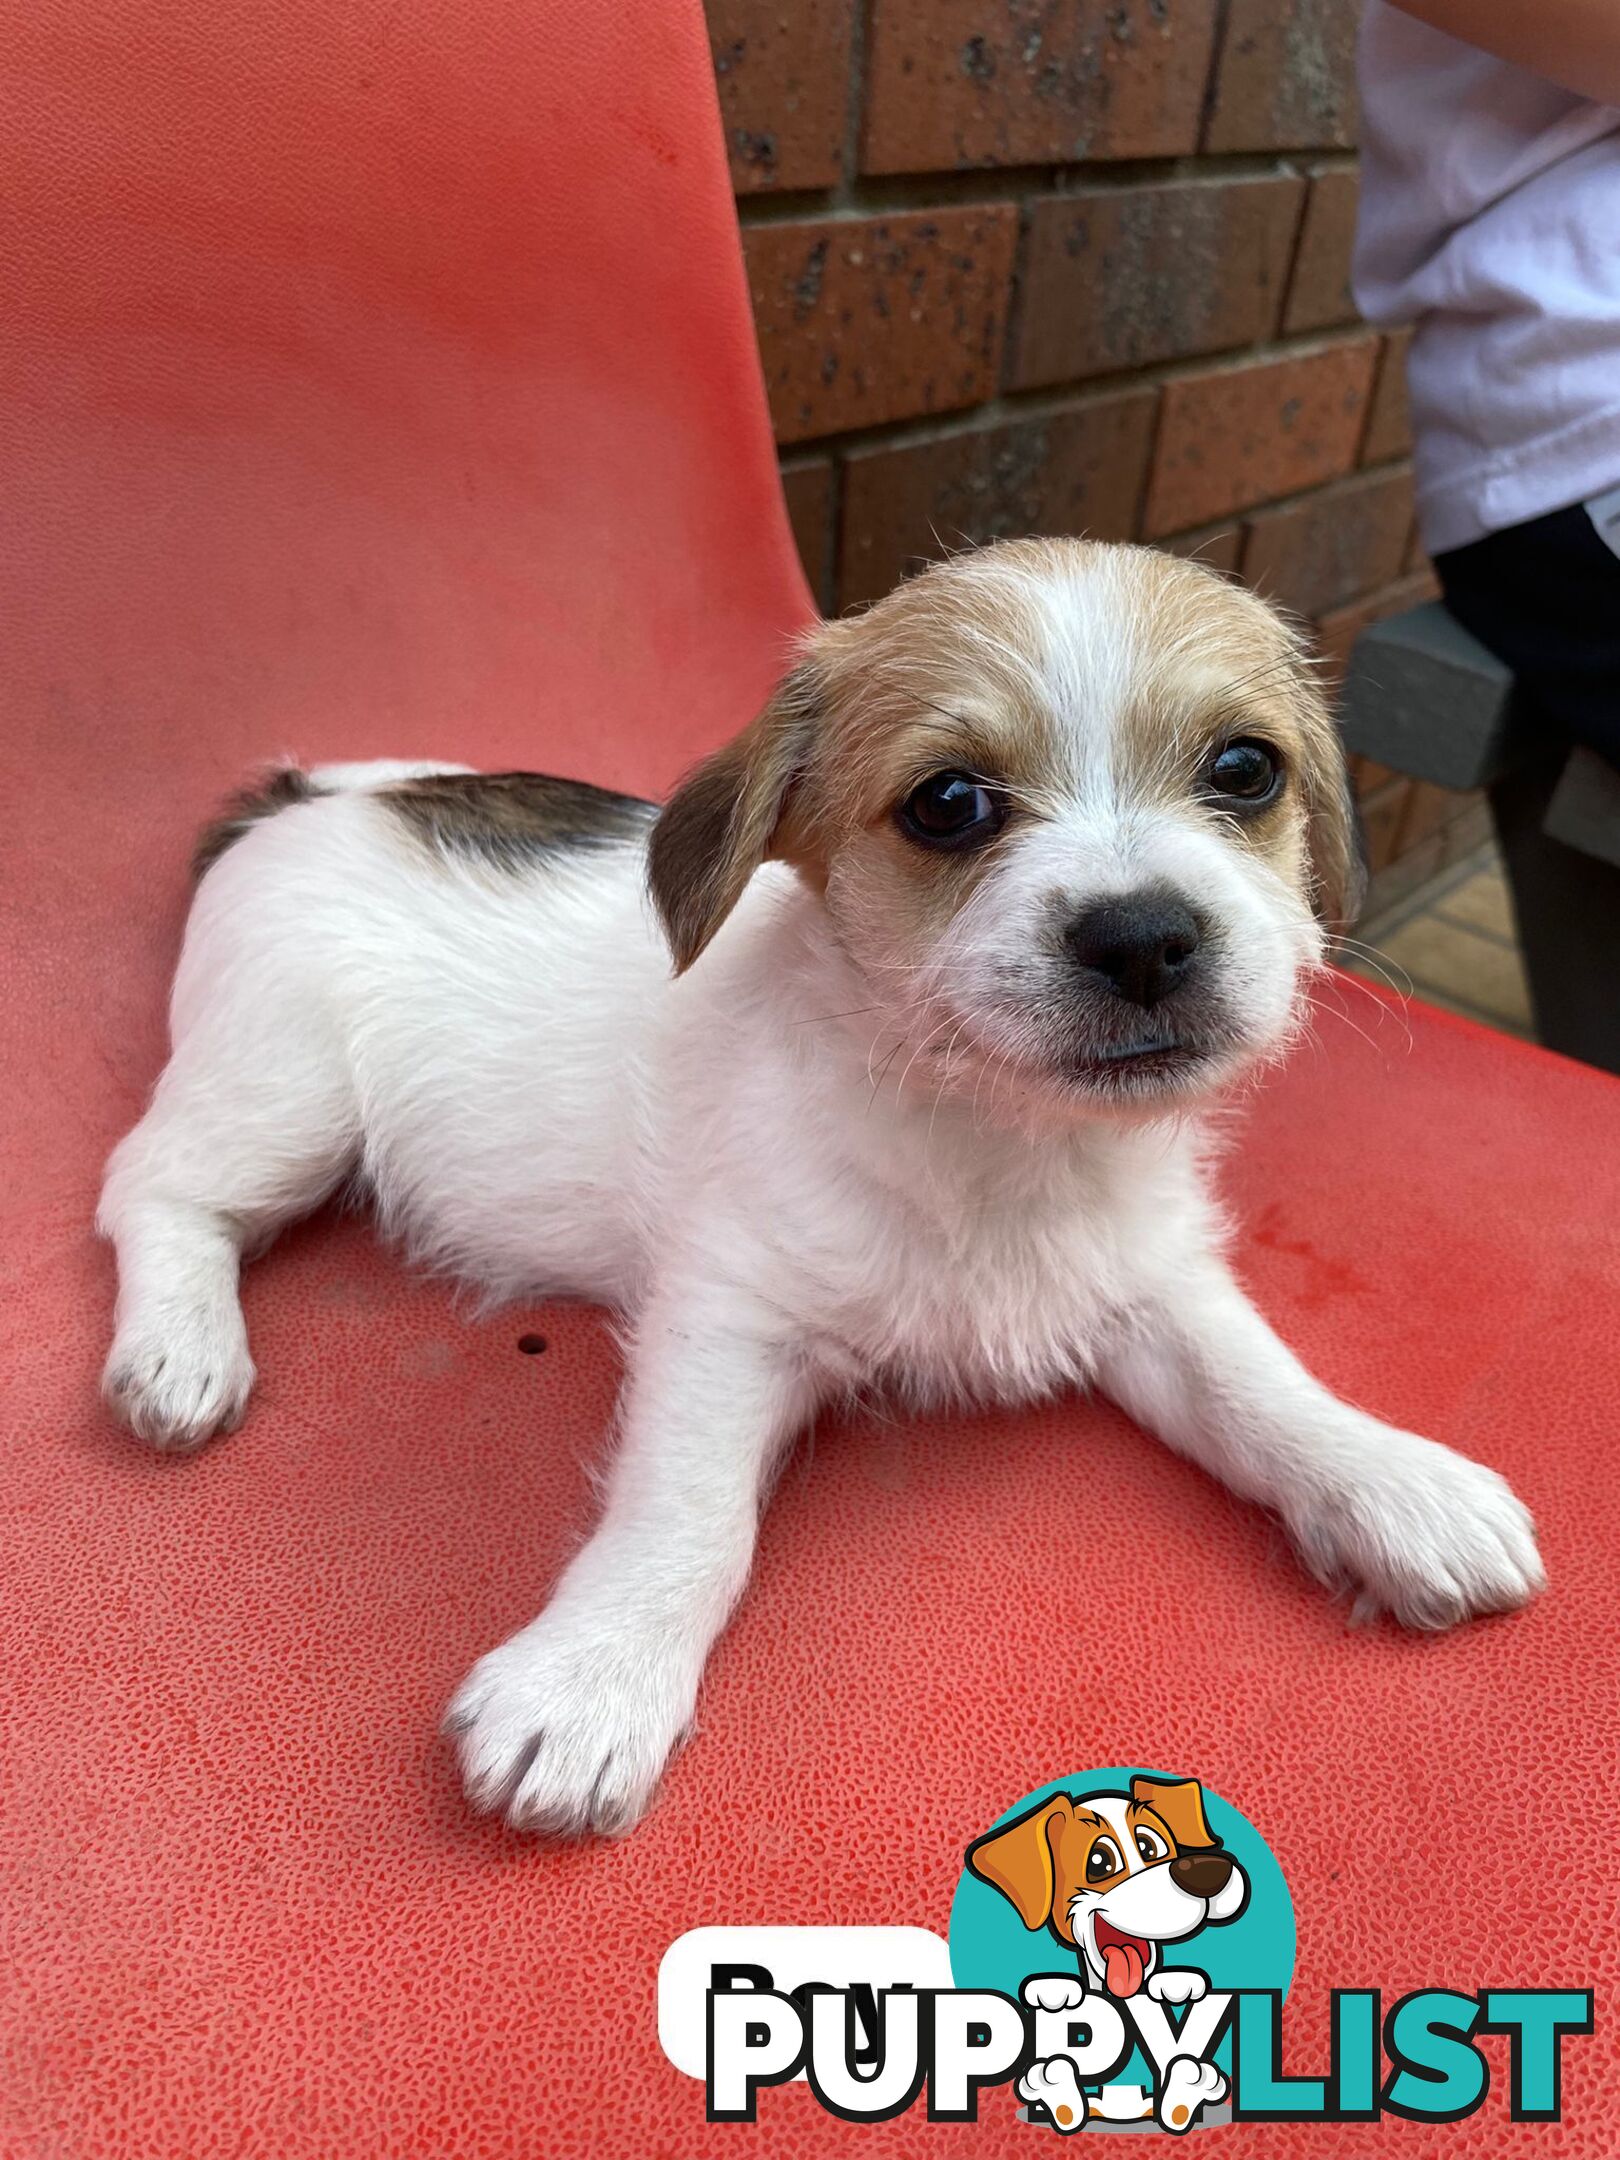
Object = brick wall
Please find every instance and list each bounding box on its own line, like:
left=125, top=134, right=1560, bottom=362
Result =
left=703, top=0, right=1486, bottom=912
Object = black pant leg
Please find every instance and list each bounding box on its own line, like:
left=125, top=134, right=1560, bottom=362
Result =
left=1433, top=504, right=1620, bottom=1075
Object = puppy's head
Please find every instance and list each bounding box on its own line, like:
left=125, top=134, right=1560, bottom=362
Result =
left=966, top=1775, right=1249, bottom=1997
left=649, top=539, right=1357, bottom=1116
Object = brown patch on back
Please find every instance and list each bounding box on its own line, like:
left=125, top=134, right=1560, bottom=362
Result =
left=193, top=767, right=319, bottom=879
left=386, top=771, right=654, bottom=871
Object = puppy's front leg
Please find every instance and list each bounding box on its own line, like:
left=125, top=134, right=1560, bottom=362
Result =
left=447, top=1289, right=820, bottom=1836
left=1095, top=1257, right=1544, bottom=1629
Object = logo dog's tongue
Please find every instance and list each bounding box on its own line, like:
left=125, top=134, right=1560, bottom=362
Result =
left=1102, top=1937, right=1146, bottom=1997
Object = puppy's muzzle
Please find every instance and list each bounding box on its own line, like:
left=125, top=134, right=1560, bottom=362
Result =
left=1065, top=891, right=1203, bottom=1011
left=1168, top=1851, right=1234, bottom=1898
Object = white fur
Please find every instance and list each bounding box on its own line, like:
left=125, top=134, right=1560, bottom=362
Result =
left=1157, top=2055, right=1227, bottom=2134
left=98, top=554, right=1545, bottom=1838
left=1017, top=2055, right=1091, bottom=2133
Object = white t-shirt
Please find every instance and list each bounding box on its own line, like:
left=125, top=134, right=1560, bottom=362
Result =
left=1353, top=1, right=1620, bottom=555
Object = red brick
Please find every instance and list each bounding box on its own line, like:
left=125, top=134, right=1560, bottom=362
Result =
left=1205, top=0, right=1359, bottom=152
left=838, top=390, right=1157, bottom=608
left=744, top=207, right=1017, bottom=445
left=1362, top=330, right=1413, bottom=464
left=1283, top=165, right=1360, bottom=333
left=1144, top=338, right=1378, bottom=537
left=1158, top=523, right=1246, bottom=575
left=1008, top=175, right=1305, bottom=391
left=1363, top=789, right=1491, bottom=903
left=705, top=0, right=854, bottom=192
left=1241, top=465, right=1413, bottom=618
left=779, top=456, right=835, bottom=609
left=862, top=0, right=1219, bottom=175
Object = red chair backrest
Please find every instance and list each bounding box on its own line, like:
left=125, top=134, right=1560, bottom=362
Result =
left=0, top=0, right=809, bottom=1201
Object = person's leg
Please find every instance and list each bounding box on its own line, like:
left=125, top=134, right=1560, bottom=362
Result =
left=1436, top=502, right=1620, bottom=767
left=1434, top=502, right=1620, bottom=1074
left=1486, top=749, right=1620, bottom=1073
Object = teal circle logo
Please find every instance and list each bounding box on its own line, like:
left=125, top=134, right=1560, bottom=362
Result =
left=949, top=1768, right=1293, bottom=2112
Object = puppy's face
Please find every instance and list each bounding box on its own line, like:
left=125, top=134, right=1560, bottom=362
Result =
left=651, top=540, right=1358, bottom=1117
left=965, top=1777, right=1250, bottom=1999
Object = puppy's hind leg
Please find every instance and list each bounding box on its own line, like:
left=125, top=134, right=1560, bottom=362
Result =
left=99, top=971, right=356, bottom=1452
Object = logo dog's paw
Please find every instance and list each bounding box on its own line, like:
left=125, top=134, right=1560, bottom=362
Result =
left=1146, top=1967, right=1208, bottom=2006
left=1157, top=2054, right=1226, bottom=2133
left=1018, top=2056, right=1089, bottom=2134
left=1022, top=1972, right=1088, bottom=2013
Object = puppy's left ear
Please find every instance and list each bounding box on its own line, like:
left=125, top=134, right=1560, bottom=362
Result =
left=1292, top=668, right=1366, bottom=932
left=1132, top=1775, right=1218, bottom=1852
left=647, top=653, right=825, bottom=975
left=966, top=1796, right=1075, bottom=1931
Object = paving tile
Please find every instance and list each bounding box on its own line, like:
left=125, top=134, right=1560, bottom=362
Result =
left=1377, top=914, right=1534, bottom=1030
left=1434, top=868, right=1519, bottom=945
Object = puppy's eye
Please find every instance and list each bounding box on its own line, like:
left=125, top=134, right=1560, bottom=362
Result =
left=1205, top=738, right=1282, bottom=806
left=1134, top=1827, right=1168, bottom=1863
left=1085, top=1836, right=1124, bottom=1882
left=896, top=770, right=1008, bottom=852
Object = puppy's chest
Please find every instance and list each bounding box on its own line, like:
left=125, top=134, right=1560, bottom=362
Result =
left=795, top=1180, right=1142, bottom=1407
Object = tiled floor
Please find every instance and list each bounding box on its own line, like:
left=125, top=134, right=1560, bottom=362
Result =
left=1343, top=840, right=1535, bottom=1040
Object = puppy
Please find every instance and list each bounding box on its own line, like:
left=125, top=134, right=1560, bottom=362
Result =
left=967, top=1777, right=1247, bottom=2001
left=971, top=1775, right=1245, bottom=2132
left=97, top=539, right=1544, bottom=1836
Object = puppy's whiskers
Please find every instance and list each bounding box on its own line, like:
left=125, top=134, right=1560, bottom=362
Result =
left=1325, top=934, right=1413, bottom=997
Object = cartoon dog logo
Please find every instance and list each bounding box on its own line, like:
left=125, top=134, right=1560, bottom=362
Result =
left=966, top=1774, right=1249, bottom=2133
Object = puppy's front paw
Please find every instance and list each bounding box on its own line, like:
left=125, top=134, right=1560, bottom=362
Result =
left=103, top=1313, right=255, bottom=1452
left=1147, top=1968, right=1207, bottom=2006
left=445, top=1613, right=694, bottom=1836
left=1018, top=2057, right=1089, bottom=2134
left=1023, top=1973, right=1089, bottom=2013
left=1158, top=2055, right=1225, bottom=2133
left=1290, top=1431, right=1544, bottom=1631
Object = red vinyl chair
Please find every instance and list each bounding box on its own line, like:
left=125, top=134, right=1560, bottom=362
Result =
left=1, top=3, right=1614, bottom=2154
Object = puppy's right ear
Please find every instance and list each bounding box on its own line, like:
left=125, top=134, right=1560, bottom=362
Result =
left=965, top=1796, right=1075, bottom=1931
left=647, top=656, right=825, bottom=975
left=1131, top=1775, right=1219, bottom=1852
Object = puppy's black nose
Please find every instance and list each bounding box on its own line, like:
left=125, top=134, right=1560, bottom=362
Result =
left=1170, top=1851, right=1234, bottom=1898
left=1066, top=894, right=1202, bottom=1009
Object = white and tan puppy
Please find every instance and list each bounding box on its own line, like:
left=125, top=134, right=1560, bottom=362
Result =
left=98, top=539, right=1544, bottom=1835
